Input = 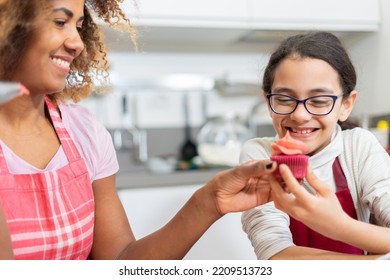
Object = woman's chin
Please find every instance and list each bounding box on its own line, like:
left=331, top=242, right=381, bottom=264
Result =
left=46, top=86, right=65, bottom=95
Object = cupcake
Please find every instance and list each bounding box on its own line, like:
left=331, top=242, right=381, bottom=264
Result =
left=270, top=131, right=309, bottom=181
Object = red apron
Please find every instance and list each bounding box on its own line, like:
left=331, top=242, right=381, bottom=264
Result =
left=289, top=158, right=364, bottom=254
left=0, top=97, right=95, bottom=259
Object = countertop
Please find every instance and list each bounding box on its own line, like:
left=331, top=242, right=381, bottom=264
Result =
left=116, top=167, right=226, bottom=189
left=116, top=152, right=227, bottom=189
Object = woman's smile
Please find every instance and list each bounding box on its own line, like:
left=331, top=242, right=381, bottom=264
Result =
left=51, top=55, right=72, bottom=75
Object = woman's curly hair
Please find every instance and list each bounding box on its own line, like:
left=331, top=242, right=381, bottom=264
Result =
left=0, top=0, right=137, bottom=103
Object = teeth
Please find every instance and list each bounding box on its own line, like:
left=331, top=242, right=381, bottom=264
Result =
left=291, top=128, right=313, bottom=134
left=52, top=57, right=70, bottom=68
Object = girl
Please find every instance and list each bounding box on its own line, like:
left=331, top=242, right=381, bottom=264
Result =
left=241, top=31, right=390, bottom=259
left=0, top=0, right=276, bottom=259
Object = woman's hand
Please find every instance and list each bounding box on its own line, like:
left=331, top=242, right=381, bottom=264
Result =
left=206, top=160, right=276, bottom=216
left=269, top=163, right=350, bottom=240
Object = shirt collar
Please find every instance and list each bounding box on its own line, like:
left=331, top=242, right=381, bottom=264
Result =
left=310, top=124, right=343, bottom=169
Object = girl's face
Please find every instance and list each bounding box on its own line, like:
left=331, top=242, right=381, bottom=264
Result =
left=265, top=57, right=357, bottom=156
left=12, top=0, right=85, bottom=95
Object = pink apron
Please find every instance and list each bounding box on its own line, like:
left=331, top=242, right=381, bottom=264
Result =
left=289, top=158, right=364, bottom=254
left=0, top=97, right=95, bottom=259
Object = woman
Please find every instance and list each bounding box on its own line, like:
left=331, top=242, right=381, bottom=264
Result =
left=240, top=32, right=390, bottom=259
left=0, top=0, right=277, bottom=259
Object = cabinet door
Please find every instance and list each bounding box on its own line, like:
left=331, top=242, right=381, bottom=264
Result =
left=249, top=0, right=380, bottom=31
left=118, top=185, right=256, bottom=259
left=123, top=0, right=249, bottom=28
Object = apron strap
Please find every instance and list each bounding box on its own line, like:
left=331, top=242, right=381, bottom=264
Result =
left=0, top=146, right=9, bottom=173
left=332, top=157, right=348, bottom=191
left=45, top=96, right=81, bottom=162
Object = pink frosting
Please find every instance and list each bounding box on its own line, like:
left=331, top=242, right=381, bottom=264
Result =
left=271, top=131, right=308, bottom=155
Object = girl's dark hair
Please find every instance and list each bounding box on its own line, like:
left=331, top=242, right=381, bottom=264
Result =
left=262, top=32, right=358, bottom=129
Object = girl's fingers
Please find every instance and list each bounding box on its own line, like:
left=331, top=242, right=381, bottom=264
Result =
left=268, top=169, right=297, bottom=211
left=305, top=165, right=331, bottom=196
left=278, top=164, right=312, bottom=202
left=268, top=174, right=285, bottom=197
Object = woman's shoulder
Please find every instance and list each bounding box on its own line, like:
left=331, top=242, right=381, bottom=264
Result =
left=58, top=102, right=114, bottom=155
left=58, top=102, right=118, bottom=180
left=59, top=102, right=97, bottom=123
left=58, top=102, right=105, bottom=138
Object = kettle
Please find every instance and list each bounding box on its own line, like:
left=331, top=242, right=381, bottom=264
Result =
left=197, top=113, right=250, bottom=167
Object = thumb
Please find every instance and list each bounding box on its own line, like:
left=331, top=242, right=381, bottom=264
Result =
left=305, top=164, right=331, bottom=196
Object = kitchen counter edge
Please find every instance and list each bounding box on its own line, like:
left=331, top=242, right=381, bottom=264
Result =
left=116, top=168, right=228, bottom=189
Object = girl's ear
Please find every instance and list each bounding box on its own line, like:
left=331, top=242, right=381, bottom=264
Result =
left=262, top=91, right=267, bottom=101
left=339, top=91, right=357, bottom=122
left=262, top=91, right=273, bottom=117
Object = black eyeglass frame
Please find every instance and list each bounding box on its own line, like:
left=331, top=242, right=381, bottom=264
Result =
left=266, top=93, right=344, bottom=116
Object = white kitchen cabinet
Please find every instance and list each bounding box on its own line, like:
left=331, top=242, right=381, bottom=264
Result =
left=108, top=0, right=381, bottom=52
left=249, top=0, right=380, bottom=31
left=123, top=0, right=249, bottom=28
left=122, top=0, right=380, bottom=31
left=117, top=184, right=257, bottom=259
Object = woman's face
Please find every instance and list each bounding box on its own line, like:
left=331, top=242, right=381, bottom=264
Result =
left=12, top=0, right=85, bottom=95
left=265, top=57, right=356, bottom=156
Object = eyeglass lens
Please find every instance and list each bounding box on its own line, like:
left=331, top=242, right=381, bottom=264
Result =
left=269, top=95, right=336, bottom=115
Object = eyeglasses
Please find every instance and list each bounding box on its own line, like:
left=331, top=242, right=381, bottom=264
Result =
left=266, top=93, right=344, bottom=116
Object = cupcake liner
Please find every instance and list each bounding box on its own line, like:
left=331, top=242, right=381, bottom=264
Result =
left=270, top=155, right=309, bottom=180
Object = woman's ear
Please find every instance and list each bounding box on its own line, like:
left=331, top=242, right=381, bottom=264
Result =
left=339, top=90, right=357, bottom=122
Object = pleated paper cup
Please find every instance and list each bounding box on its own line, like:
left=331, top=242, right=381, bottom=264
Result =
left=270, top=155, right=309, bottom=180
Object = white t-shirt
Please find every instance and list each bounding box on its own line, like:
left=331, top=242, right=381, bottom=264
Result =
left=0, top=102, right=119, bottom=182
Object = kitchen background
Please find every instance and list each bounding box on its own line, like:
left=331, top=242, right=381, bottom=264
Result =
left=81, top=0, right=390, bottom=259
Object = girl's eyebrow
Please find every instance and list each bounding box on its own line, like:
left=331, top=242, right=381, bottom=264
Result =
left=53, top=7, right=85, bottom=21
left=272, top=87, right=336, bottom=95
left=272, top=87, right=294, bottom=94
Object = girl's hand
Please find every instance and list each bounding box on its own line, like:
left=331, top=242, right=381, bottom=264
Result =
left=269, top=163, right=350, bottom=240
